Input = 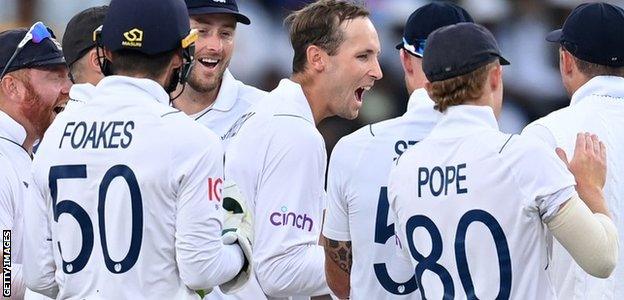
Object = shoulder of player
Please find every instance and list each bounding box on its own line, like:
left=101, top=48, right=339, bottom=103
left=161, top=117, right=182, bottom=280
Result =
left=237, top=82, right=268, bottom=106
left=161, top=111, right=222, bottom=148
left=0, top=155, right=18, bottom=189
left=497, top=133, right=554, bottom=160
left=527, top=105, right=579, bottom=130
left=265, top=116, right=324, bottom=152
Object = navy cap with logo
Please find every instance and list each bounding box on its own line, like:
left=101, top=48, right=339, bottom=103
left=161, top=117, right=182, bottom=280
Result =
left=102, top=0, right=192, bottom=55
left=546, top=2, right=624, bottom=67
left=396, top=2, right=473, bottom=57
left=62, top=6, right=108, bottom=67
left=0, top=25, right=65, bottom=77
left=185, top=0, right=250, bottom=25
left=423, top=22, right=510, bottom=82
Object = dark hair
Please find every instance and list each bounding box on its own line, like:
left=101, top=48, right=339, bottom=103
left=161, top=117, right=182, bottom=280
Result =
left=110, top=49, right=178, bottom=79
left=573, top=55, right=624, bottom=78
left=285, top=0, right=369, bottom=74
left=427, top=61, right=497, bottom=112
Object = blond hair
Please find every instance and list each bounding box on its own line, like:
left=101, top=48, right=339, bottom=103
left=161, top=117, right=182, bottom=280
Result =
left=427, top=61, right=497, bottom=112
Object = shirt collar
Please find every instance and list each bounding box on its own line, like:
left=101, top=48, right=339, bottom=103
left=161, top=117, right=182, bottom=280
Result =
left=274, top=78, right=315, bottom=124
left=0, top=110, right=27, bottom=146
left=95, top=75, right=170, bottom=106
left=571, top=76, right=624, bottom=106
left=69, top=83, right=96, bottom=105
left=212, top=69, right=238, bottom=112
left=430, top=105, right=499, bottom=139
left=406, top=88, right=436, bottom=114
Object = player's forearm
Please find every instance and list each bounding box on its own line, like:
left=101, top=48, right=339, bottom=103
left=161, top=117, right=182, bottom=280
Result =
left=256, top=244, right=330, bottom=297
left=322, top=236, right=351, bottom=299
left=548, top=196, right=618, bottom=278
left=178, top=242, right=244, bottom=290
left=8, top=263, right=25, bottom=300
left=23, top=261, right=58, bottom=299
left=23, top=192, right=58, bottom=298
left=575, top=184, right=610, bottom=217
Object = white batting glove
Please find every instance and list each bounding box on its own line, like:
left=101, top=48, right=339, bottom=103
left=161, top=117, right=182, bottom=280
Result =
left=220, top=180, right=253, bottom=294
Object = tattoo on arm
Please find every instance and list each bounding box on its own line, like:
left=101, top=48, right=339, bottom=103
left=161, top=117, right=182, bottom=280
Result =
left=324, top=238, right=353, bottom=274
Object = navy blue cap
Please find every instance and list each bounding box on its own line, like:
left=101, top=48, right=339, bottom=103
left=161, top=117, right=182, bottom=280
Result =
left=546, top=2, right=624, bottom=67
left=0, top=27, right=65, bottom=75
left=186, top=0, right=250, bottom=25
left=102, top=0, right=192, bottom=55
left=396, top=2, right=474, bottom=57
left=63, top=6, right=108, bottom=66
left=423, top=23, right=510, bottom=82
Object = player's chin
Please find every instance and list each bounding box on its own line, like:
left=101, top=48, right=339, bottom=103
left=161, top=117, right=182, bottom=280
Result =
left=336, top=107, right=360, bottom=120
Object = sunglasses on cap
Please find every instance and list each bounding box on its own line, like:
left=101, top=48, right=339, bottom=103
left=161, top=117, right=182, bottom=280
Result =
left=0, top=22, right=53, bottom=79
left=402, top=38, right=426, bottom=58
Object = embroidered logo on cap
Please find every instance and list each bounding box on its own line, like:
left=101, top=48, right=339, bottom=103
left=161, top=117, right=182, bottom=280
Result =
left=122, top=28, right=143, bottom=48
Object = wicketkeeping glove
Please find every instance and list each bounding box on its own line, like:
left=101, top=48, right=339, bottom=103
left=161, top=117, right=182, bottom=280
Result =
left=220, top=180, right=253, bottom=294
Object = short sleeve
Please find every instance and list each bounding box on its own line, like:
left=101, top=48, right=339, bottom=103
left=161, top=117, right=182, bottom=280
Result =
left=322, top=139, right=353, bottom=241
left=507, top=139, right=576, bottom=222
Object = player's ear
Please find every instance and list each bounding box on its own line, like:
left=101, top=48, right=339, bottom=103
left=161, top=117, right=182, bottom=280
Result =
left=0, top=72, right=26, bottom=102
left=87, top=48, right=102, bottom=75
left=560, top=47, right=575, bottom=76
left=306, top=45, right=326, bottom=72
left=399, top=49, right=414, bottom=75
left=489, top=63, right=502, bottom=91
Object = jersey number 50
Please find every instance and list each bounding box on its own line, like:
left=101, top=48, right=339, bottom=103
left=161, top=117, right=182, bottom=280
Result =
left=373, top=187, right=418, bottom=295
left=49, top=164, right=143, bottom=275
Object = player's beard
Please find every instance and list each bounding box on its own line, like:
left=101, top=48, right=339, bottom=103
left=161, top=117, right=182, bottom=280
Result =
left=21, top=80, right=64, bottom=139
left=186, top=58, right=228, bottom=93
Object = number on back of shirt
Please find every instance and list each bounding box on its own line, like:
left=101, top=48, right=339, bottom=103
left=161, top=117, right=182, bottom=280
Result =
left=405, top=210, right=512, bottom=299
left=373, top=187, right=418, bottom=295
left=49, top=164, right=143, bottom=274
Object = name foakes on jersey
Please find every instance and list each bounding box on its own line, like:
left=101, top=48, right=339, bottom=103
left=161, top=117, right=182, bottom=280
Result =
left=59, top=121, right=135, bottom=149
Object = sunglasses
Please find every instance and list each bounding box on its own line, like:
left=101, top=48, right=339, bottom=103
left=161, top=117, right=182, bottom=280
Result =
left=0, top=21, right=53, bottom=79
left=402, top=38, right=426, bottom=58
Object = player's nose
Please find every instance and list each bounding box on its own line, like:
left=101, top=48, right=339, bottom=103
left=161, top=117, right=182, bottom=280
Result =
left=370, top=57, right=383, bottom=80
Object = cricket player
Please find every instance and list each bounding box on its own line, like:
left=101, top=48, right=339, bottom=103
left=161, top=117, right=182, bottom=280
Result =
left=0, top=23, right=70, bottom=300
left=224, top=0, right=382, bottom=297
left=175, top=0, right=266, bottom=139
left=321, top=3, right=472, bottom=299
left=61, top=5, right=107, bottom=111
left=522, top=3, right=624, bottom=299
left=23, top=0, right=251, bottom=298
left=389, top=22, right=618, bottom=299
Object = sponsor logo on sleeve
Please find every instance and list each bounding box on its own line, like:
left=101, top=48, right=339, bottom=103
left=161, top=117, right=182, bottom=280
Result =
left=208, top=178, right=223, bottom=202
left=269, top=206, right=314, bottom=232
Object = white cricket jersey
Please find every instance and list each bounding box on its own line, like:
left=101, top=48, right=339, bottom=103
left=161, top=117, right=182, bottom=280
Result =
left=64, top=83, right=95, bottom=111
left=389, top=105, right=577, bottom=300
left=188, top=69, right=266, bottom=138
left=522, top=75, right=624, bottom=300
left=193, top=72, right=267, bottom=300
left=0, top=110, right=30, bottom=299
left=24, top=76, right=244, bottom=299
left=322, top=89, right=440, bottom=299
left=224, top=79, right=330, bottom=298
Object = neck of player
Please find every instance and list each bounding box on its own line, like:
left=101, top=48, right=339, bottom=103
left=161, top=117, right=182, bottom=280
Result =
left=291, top=73, right=331, bottom=126
left=173, top=81, right=221, bottom=115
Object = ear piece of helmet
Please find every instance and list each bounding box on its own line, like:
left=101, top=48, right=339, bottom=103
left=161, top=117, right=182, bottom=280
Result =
left=93, top=25, right=113, bottom=76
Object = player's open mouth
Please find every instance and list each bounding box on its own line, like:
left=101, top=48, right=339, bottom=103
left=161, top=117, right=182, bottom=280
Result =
left=53, top=104, right=66, bottom=115
left=198, top=58, right=219, bottom=69
left=355, top=86, right=370, bottom=103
